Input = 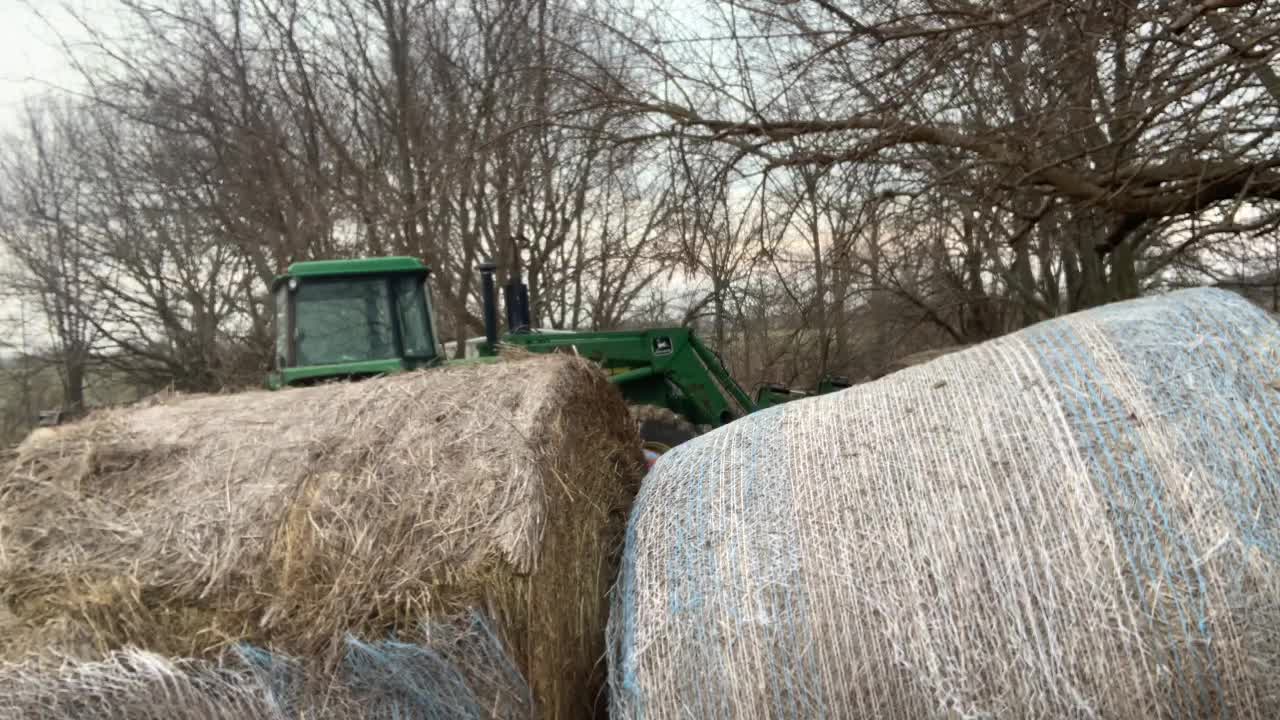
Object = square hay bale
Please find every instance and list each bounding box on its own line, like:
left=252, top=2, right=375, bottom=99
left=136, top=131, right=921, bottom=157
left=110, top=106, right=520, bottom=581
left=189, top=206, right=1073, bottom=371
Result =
left=609, top=288, right=1280, bottom=719
left=1, top=354, right=644, bottom=719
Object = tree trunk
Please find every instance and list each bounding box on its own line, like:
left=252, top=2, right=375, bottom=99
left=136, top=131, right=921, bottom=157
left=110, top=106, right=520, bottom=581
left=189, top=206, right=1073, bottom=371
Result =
left=63, top=357, right=85, bottom=412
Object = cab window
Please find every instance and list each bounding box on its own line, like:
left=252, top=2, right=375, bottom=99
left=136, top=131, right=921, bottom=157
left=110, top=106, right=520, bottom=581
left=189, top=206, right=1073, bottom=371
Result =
left=394, top=276, right=434, bottom=357
left=294, top=278, right=396, bottom=365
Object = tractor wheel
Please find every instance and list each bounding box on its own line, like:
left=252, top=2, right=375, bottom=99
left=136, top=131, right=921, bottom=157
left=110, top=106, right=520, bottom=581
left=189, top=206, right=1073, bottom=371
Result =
left=630, top=405, right=701, bottom=462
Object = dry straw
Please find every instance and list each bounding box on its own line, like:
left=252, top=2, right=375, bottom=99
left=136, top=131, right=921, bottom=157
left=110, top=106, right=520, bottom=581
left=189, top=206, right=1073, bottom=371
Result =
left=0, top=354, right=644, bottom=719
left=609, top=288, right=1280, bottom=719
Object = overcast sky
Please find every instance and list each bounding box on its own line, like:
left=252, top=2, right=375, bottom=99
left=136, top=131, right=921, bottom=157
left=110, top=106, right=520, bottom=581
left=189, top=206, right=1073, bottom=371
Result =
left=0, top=2, right=85, bottom=126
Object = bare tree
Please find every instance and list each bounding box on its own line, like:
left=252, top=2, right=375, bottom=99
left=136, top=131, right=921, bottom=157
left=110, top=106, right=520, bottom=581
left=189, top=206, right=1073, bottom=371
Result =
left=2, top=0, right=678, bottom=390
left=0, top=101, right=104, bottom=410
left=598, top=0, right=1280, bottom=313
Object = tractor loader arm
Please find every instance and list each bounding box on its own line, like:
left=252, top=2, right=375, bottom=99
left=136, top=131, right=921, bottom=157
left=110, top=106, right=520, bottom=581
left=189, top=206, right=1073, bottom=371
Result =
left=501, top=328, right=754, bottom=429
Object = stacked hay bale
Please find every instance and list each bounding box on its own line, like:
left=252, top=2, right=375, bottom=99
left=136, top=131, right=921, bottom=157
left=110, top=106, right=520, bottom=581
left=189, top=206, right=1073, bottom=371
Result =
left=0, top=354, right=644, bottom=719
left=609, top=287, right=1280, bottom=719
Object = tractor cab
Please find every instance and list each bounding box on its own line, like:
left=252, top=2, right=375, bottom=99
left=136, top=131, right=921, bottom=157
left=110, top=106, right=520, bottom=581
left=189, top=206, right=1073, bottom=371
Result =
left=267, top=257, right=450, bottom=388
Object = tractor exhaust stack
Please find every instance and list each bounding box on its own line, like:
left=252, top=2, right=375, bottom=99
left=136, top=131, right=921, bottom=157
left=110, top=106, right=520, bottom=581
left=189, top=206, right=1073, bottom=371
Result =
left=504, top=270, right=532, bottom=333
left=478, top=261, right=499, bottom=352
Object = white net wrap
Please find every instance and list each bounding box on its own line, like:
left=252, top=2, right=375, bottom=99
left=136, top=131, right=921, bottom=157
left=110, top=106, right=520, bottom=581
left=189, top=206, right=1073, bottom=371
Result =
left=609, top=288, right=1280, bottom=719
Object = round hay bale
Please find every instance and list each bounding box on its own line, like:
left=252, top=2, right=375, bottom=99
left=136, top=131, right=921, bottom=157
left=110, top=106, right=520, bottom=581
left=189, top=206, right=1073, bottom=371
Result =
left=608, top=287, right=1280, bottom=719
left=0, top=354, right=644, bottom=719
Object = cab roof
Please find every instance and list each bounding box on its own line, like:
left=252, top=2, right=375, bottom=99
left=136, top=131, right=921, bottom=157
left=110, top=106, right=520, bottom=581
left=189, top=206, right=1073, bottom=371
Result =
left=273, top=256, right=430, bottom=289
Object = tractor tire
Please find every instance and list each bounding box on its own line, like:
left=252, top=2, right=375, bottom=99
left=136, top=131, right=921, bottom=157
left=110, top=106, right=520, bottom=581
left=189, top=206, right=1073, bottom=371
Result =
left=630, top=405, right=701, bottom=458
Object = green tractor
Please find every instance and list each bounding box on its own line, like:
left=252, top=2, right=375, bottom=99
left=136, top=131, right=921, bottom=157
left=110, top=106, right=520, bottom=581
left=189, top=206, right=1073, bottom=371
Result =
left=267, top=255, right=849, bottom=456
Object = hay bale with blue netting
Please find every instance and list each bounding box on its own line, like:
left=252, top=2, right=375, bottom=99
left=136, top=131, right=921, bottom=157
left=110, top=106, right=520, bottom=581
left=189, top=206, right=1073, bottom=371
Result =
left=0, top=354, right=644, bottom=719
left=609, top=287, right=1280, bottom=719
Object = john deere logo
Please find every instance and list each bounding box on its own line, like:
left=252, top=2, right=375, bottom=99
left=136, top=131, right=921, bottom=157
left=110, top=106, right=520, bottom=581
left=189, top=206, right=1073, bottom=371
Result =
left=653, top=336, right=673, bottom=356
